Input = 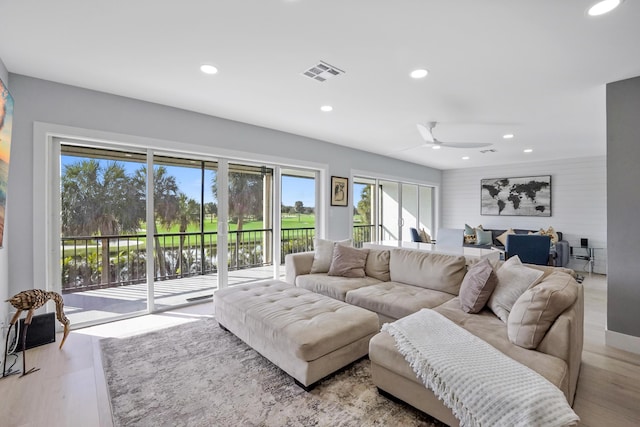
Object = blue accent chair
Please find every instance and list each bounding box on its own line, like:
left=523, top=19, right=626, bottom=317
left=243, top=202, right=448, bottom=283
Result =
left=410, top=227, right=422, bottom=242
left=505, top=234, right=551, bottom=265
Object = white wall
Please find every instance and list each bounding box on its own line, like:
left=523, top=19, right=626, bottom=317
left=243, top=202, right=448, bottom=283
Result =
left=442, top=156, right=607, bottom=273
left=7, top=74, right=441, bottom=297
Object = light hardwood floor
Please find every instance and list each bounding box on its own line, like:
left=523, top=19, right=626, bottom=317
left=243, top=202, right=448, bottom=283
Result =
left=0, top=274, right=639, bottom=427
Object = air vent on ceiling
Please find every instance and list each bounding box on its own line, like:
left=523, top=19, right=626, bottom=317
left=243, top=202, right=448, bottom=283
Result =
left=480, top=149, right=497, bottom=153
left=301, top=61, right=345, bottom=82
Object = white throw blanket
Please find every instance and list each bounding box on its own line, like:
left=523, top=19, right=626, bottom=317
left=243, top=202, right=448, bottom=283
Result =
left=382, top=309, right=579, bottom=427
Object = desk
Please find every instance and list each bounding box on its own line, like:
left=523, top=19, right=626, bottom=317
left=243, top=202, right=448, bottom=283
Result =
left=570, top=246, right=602, bottom=274
left=363, top=240, right=502, bottom=264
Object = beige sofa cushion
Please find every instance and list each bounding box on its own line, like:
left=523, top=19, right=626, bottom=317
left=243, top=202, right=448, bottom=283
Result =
left=346, top=282, right=456, bottom=321
left=389, top=249, right=467, bottom=295
left=327, top=245, right=369, bottom=278
left=296, top=273, right=381, bottom=301
left=365, top=249, right=391, bottom=281
left=459, top=258, right=498, bottom=313
left=310, top=238, right=351, bottom=273
left=487, top=255, right=544, bottom=322
left=508, top=272, right=579, bottom=349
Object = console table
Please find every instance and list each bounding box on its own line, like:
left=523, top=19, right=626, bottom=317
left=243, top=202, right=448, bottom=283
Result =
left=570, top=246, right=602, bottom=274
left=364, top=240, right=502, bottom=264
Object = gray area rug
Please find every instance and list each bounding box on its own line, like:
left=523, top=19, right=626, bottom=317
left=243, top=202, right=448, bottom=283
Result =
left=100, top=318, right=445, bottom=427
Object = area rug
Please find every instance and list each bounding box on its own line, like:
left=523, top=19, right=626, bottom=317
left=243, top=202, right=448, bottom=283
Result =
left=100, top=317, right=445, bottom=427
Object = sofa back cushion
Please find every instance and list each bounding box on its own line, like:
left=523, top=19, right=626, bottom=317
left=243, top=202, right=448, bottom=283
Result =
left=508, top=271, right=579, bottom=349
left=365, top=249, right=391, bottom=281
left=389, top=249, right=467, bottom=295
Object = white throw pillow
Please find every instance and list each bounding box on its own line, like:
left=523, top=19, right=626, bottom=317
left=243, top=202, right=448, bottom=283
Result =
left=310, top=238, right=352, bottom=273
left=487, top=255, right=544, bottom=322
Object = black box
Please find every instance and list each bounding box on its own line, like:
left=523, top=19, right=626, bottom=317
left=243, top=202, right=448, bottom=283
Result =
left=581, top=238, right=589, bottom=247
left=11, top=312, right=56, bottom=352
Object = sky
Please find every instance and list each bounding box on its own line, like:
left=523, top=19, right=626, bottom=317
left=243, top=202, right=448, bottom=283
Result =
left=61, top=156, right=318, bottom=208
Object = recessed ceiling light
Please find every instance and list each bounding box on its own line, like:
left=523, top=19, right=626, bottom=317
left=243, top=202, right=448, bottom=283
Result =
left=462, top=156, right=470, bottom=160
left=432, top=145, right=441, bottom=150
left=588, top=0, right=623, bottom=16
left=320, top=105, right=333, bottom=112
left=503, top=134, right=515, bottom=139
left=410, top=69, right=429, bottom=79
left=524, top=148, right=533, bottom=153
left=200, top=64, right=218, bottom=75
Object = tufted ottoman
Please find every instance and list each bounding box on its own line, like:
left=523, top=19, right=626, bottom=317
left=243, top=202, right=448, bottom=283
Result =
left=214, top=280, right=380, bottom=390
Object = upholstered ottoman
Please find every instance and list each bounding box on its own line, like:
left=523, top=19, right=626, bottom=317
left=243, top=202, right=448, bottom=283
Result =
left=214, top=280, right=380, bottom=389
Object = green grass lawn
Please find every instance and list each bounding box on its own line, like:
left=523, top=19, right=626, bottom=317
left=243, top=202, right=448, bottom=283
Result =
left=62, top=214, right=318, bottom=258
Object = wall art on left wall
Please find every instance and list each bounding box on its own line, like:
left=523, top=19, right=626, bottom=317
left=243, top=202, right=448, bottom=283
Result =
left=0, top=77, right=14, bottom=248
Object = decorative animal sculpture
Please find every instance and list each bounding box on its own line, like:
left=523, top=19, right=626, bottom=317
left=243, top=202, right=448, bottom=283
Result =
left=3, top=289, right=70, bottom=377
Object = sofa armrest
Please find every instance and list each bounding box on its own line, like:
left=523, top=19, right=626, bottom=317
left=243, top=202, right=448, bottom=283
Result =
left=284, top=251, right=315, bottom=285
left=536, top=283, right=584, bottom=405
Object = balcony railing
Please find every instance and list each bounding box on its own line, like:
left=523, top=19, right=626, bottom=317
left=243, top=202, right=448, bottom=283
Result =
left=61, top=224, right=375, bottom=293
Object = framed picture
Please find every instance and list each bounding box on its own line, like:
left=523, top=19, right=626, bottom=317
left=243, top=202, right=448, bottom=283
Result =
left=0, top=77, right=14, bottom=248
left=480, top=175, right=551, bottom=216
left=330, top=176, right=349, bottom=206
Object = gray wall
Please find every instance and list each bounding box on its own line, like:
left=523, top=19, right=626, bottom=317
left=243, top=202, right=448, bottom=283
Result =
left=607, top=76, right=640, bottom=339
left=7, top=74, right=440, bottom=297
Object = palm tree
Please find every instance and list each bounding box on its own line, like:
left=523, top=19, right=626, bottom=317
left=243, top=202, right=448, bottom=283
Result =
left=61, top=160, right=143, bottom=285
left=176, top=193, right=201, bottom=274
left=212, top=171, right=263, bottom=232
left=133, top=166, right=180, bottom=279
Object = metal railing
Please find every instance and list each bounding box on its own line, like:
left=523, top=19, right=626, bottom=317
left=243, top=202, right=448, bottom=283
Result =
left=61, top=224, right=377, bottom=293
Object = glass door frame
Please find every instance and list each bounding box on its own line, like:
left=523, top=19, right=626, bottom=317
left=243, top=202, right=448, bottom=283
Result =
left=351, top=170, right=439, bottom=245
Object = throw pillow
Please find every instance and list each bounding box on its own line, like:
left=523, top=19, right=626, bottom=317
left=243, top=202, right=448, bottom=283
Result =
left=541, top=226, right=559, bottom=245
left=496, top=228, right=515, bottom=246
left=327, top=245, right=369, bottom=278
left=459, top=258, right=498, bottom=313
left=419, top=228, right=432, bottom=243
left=475, top=229, right=493, bottom=245
left=310, top=238, right=351, bottom=273
left=487, top=255, right=544, bottom=322
left=464, top=223, right=476, bottom=236
left=508, top=272, right=579, bottom=349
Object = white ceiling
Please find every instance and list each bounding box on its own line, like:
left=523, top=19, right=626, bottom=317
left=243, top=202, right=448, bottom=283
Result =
left=1, top=0, right=639, bottom=170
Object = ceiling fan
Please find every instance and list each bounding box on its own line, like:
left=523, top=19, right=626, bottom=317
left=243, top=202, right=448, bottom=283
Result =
left=415, top=122, right=493, bottom=149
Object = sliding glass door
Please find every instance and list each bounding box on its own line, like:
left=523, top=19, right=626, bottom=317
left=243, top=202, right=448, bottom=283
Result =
left=60, top=144, right=149, bottom=324
left=353, top=175, right=435, bottom=246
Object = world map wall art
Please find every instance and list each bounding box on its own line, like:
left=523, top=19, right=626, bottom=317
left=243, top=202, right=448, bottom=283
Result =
left=0, top=77, right=14, bottom=248
left=480, top=175, right=551, bottom=217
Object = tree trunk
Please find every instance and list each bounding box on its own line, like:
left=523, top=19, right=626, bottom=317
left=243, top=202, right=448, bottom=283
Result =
left=178, top=225, right=187, bottom=275
left=100, top=237, right=110, bottom=285
left=153, top=222, right=167, bottom=279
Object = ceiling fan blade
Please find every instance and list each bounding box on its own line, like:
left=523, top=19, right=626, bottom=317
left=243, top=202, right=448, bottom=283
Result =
left=416, top=123, right=435, bottom=143
left=441, top=142, right=493, bottom=149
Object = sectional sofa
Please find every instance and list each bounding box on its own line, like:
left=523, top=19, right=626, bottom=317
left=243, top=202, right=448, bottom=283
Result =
left=285, top=246, right=583, bottom=425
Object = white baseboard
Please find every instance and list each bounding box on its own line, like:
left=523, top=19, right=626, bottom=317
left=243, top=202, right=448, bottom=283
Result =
left=606, top=329, right=640, bottom=354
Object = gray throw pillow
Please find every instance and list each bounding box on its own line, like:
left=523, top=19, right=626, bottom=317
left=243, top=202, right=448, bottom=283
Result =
left=327, top=245, right=369, bottom=278
left=459, top=258, right=498, bottom=313
left=310, top=238, right=351, bottom=273
left=475, top=229, right=493, bottom=245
